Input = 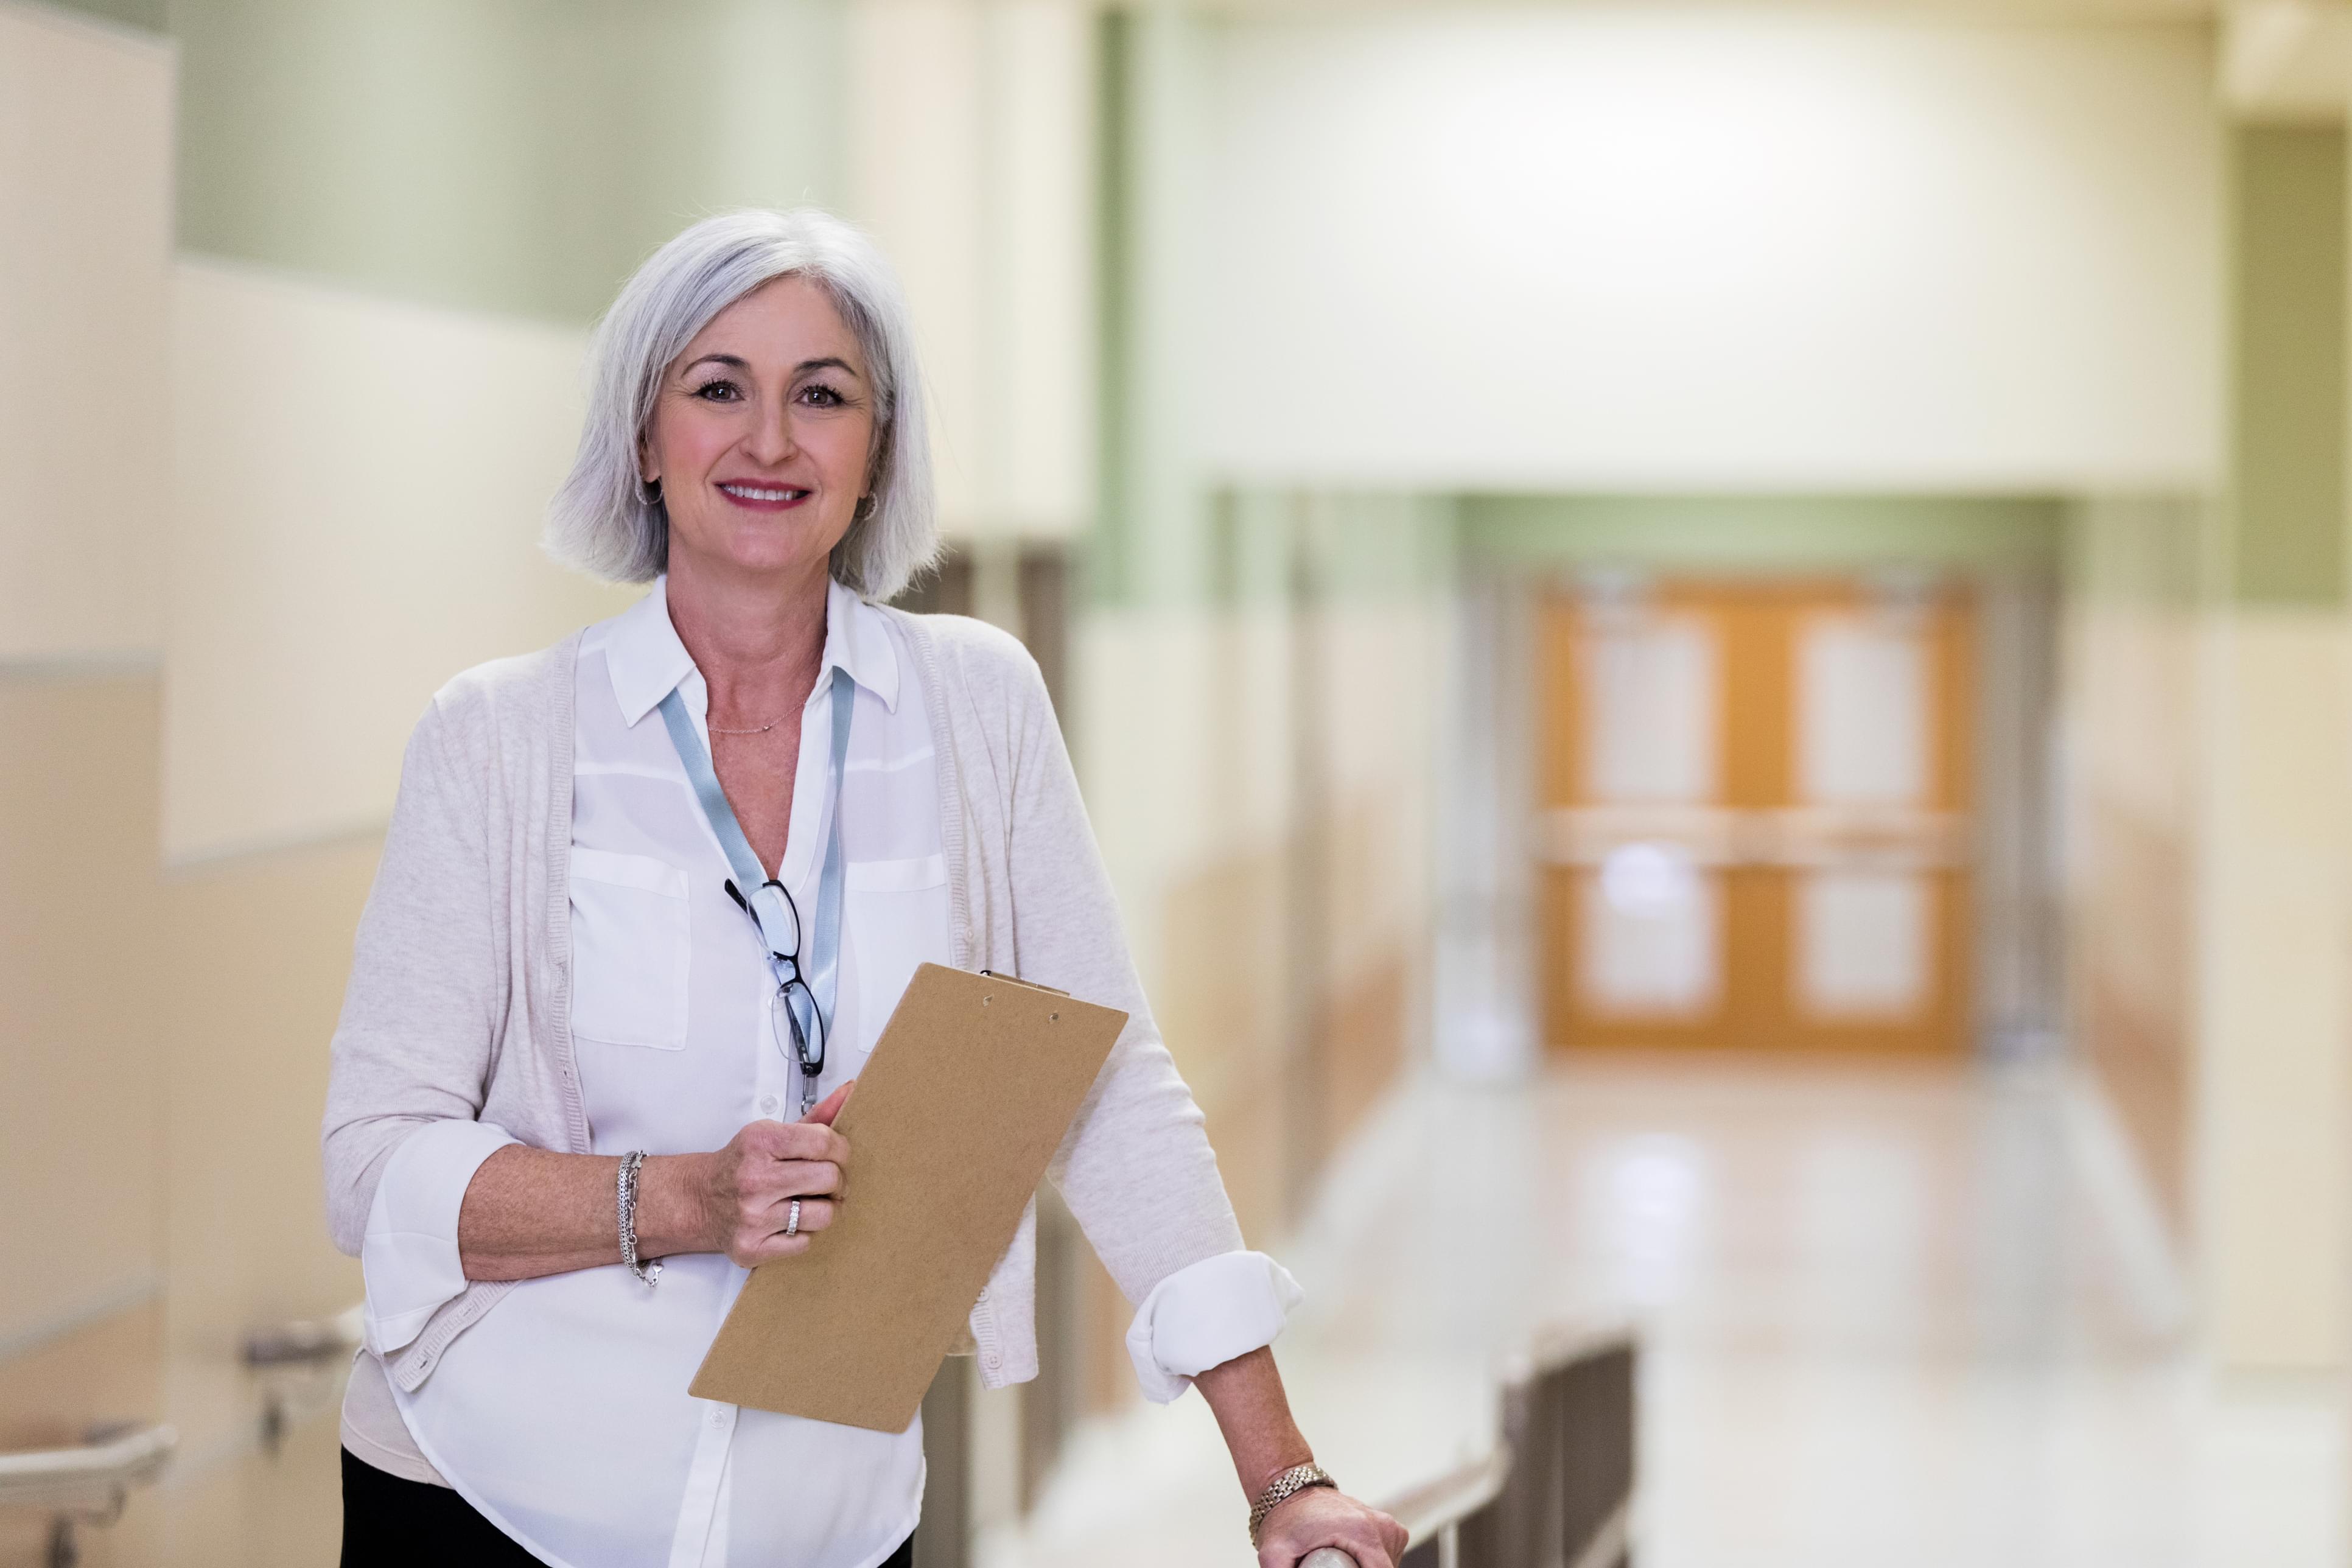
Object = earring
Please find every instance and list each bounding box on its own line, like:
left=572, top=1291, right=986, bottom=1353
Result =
left=853, top=494, right=877, bottom=522
left=637, top=475, right=662, bottom=506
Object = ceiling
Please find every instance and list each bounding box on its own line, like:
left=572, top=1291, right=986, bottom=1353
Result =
left=1169, top=0, right=2352, bottom=122
left=1178, top=0, right=2218, bottom=20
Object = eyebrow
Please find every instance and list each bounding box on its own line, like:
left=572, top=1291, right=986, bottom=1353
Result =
left=681, top=352, right=863, bottom=379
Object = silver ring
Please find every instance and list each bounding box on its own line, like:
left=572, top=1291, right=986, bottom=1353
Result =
left=785, top=1199, right=802, bottom=1237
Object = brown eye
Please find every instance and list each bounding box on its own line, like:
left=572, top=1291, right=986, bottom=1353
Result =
left=694, top=379, right=742, bottom=402
left=799, top=383, right=846, bottom=408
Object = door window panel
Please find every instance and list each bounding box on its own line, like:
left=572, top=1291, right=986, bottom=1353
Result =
left=1577, top=845, right=1721, bottom=1017
left=1795, top=869, right=1931, bottom=1017
left=1797, top=617, right=1929, bottom=806
left=1580, top=617, right=1717, bottom=803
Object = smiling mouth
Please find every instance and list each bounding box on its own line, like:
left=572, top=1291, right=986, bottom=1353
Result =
left=717, top=481, right=810, bottom=505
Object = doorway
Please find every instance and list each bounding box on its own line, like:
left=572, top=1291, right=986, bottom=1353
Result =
left=1538, top=578, right=1974, bottom=1054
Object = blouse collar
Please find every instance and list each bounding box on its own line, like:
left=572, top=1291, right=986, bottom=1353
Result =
left=604, top=574, right=900, bottom=727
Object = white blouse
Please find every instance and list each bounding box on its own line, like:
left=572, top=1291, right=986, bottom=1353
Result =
left=345, top=580, right=1301, bottom=1568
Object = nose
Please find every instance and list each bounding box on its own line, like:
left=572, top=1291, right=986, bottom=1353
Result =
left=745, top=393, right=797, bottom=466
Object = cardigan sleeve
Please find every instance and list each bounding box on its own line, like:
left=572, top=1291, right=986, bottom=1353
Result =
left=997, top=649, right=1302, bottom=1395
left=321, top=698, right=509, bottom=1258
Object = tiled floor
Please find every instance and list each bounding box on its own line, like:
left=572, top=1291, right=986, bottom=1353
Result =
left=982, top=1055, right=2347, bottom=1567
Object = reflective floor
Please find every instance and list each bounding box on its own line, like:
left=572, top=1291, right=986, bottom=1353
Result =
left=984, top=1055, right=2347, bottom=1567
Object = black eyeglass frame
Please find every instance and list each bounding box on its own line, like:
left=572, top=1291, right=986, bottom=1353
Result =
left=725, top=876, right=826, bottom=1088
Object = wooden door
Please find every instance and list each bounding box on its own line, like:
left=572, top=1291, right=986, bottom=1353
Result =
left=1538, top=579, right=1973, bottom=1054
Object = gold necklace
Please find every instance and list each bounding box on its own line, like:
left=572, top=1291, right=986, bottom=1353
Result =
left=709, top=712, right=788, bottom=737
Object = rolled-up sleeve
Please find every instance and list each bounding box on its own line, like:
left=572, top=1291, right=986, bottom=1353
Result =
left=1125, top=1250, right=1304, bottom=1403
left=360, top=1119, right=519, bottom=1355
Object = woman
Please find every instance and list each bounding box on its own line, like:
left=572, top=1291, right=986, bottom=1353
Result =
left=321, top=208, right=1405, bottom=1568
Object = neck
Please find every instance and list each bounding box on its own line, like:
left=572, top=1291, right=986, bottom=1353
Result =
left=663, top=554, right=832, bottom=725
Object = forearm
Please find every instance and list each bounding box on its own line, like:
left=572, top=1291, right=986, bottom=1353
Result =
left=457, top=1145, right=710, bottom=1281
left=1194, top=1346, right=1317, bottom=1499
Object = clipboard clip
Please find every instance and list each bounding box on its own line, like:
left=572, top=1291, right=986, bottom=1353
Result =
left=977, top=970, right=1069, bottom=997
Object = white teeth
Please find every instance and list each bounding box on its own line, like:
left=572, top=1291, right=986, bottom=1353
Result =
left=721, top=483, right=801, bottom=502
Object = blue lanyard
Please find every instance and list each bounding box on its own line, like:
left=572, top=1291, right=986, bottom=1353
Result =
left=657, top=667, right=854, bottom=1114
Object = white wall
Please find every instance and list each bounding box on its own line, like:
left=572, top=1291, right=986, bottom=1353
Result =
left=847, top=0, right=1095, bottom=539
left=0, top=3, right=172, bottom=662
left=165, top=259, right=629, bottom=861
left=1200, top=10, right=2222, bottom=492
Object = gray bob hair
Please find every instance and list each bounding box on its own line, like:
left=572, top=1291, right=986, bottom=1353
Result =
left=545, top=208, right=937, bottom=601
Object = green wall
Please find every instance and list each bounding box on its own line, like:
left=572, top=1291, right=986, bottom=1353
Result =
left=2064, top=495, right=2212, bottom=609
left=47, top=0, right=164, bottom=30
left=1460, top=494, right=2065, bottom=577
left=49, top=0, right=848, bottom=326
left=2231, top=125, right=2347, bottom=606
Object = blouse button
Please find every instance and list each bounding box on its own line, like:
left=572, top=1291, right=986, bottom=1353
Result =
left=758, top=1094, right=780, bottom=1116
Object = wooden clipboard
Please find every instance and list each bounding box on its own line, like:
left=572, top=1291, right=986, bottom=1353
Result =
left=689, top=963, right=1127, bottom=1431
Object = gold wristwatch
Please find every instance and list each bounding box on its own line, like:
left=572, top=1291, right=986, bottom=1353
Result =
left=1248, top=1462, right=1337, bottom=1542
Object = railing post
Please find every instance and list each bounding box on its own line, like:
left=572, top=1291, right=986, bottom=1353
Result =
left=1558, top=1343, right=1636, bottom=1568
left=912, top=1358, right=973, bottom=1568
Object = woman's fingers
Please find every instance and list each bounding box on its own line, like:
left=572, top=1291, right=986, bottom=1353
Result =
left=747, top=1158, right=841, bottom=1200
left=707, top=1117, right=852, bottom=1262
left=752, top=1195, right=836, bottom=1237
left=746, top=1119, right=849, bottom=1169
left=801, top=1080, right=855, bottom=1126
left=728, top=1197, right=836, bottom=1265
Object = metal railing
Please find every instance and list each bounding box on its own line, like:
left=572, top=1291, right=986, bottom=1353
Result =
left=0, top=1423, right=177, bottom=1568
left=1351, top=1325, right=1639, bottom=1568
left=0, top=1304, right=363, bottom=1567
left=243, top=1303, right=365, bottom=1453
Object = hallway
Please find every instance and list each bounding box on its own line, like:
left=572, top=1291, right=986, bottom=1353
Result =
left=985, top=1058, right=2346, bottom=1567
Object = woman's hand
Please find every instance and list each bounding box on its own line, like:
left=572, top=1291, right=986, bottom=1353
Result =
left=653, top=1082, right=853, bottom=1265
left=456, top=1083, right=856, bottom=1281
left=1253, top=1486, right=1406, bottom=1568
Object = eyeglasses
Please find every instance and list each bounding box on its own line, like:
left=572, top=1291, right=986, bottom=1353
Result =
left=724, top=877, right=825, bottom=1101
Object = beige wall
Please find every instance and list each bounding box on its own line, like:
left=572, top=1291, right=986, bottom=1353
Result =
left=1075, top=498, right=1445, bottom=1269
left=164, top=257, right=629, bottom=861
left=2065, top=534, right=2352, bottom=1377
left=0, top=16, right=173, bottom=1559
left=0, top=3, right=170, bottom=663
left=2192, top=611, right=2352, bottom=1370
left=153, top=841, right=380, bottom=1453
left=0, top=676, right=167, bottom=1429
left=0, top=7, right=633, bottom=1558
left=2064, top=497, right=2206, bottom=1228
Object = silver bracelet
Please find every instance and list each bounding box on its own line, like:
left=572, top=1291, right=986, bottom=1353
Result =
left=617, top=1151, right=662, bottom=1286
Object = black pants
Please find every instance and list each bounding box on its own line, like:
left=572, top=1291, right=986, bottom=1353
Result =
left=342, top=1449, right=917, bottom=1566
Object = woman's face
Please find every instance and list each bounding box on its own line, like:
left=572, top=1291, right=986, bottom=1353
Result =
left=641, top=275, right=878, bottom=590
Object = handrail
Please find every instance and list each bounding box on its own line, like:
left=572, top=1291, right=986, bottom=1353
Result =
left=243, top=1303, right=365, bottom=1454
left=242, top=1302, right=363, bottom=1367
left=1, top=1423, right=175, bottom=1568
left=0, top=1423, right=175, bottom=1514
left=1365, top=1321, right=1639, bottom=1568
left=1381, top=1446, right=1514, bottom=1545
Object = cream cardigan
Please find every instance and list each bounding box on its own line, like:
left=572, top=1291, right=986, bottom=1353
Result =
left=321, top=608, right=1246, bottom=1399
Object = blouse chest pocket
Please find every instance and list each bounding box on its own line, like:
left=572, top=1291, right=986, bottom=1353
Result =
left=843, top=854, right=950, bottom=1053
left=569, top=847, right=691, bottom=1049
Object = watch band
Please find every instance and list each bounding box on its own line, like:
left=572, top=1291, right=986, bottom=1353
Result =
left=1248, top=1461, right=1336, bottom=1542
